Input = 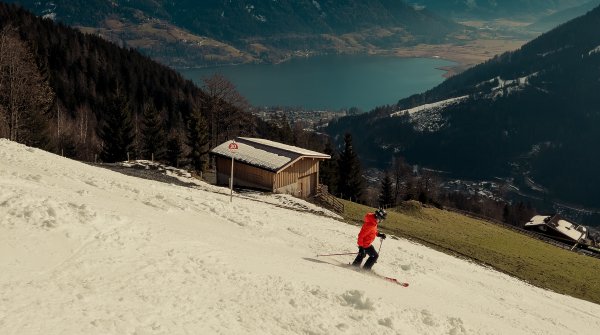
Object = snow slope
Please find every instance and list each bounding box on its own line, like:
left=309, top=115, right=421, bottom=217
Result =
left=1, top=139, right=599, bottom=335
left=390, top=96, right=469, bottom=117
left=390, top=96, right=468, bottom=132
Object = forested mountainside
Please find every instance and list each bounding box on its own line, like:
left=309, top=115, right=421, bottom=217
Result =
left=0, top=3, right=303, bottom=165
left=327, top=4, right=600, bottom=209
left=414, top=0, right=591, bottom=19
left=6, top=0, right=465, bottom=67
left=528, top=0, right=600, bottom=32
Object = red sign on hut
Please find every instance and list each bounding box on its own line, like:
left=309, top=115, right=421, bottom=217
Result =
left=228, top=141, right=239, bottom=152
left=227, top=140, right=238, bottom=202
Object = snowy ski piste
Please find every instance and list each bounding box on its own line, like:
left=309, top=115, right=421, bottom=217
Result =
left=1, top=139, right=599, bottom=335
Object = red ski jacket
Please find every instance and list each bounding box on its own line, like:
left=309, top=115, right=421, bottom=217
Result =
left=357, top=212, right=378, bottom=248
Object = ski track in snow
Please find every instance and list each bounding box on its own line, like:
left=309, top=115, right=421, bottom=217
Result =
left=1, top=138, right=600, bottom=335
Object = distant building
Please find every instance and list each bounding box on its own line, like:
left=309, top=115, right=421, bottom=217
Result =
left=525, top=215, right=587, bottom=244
left=210, top=137, right=330, bottom=199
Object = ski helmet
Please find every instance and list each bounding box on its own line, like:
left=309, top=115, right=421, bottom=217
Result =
left=375, top=208, right=387, bottom=220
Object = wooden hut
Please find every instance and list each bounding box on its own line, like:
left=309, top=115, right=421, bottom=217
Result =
left=210, top=137, right=330, bottom=198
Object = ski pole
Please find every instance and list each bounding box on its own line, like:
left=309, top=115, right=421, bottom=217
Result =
left=316, top=252, right=358, bottom=257
left=378, top=238, right=384, bottom=254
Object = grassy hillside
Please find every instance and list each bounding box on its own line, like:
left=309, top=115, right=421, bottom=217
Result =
left=341, top=199, right=600, bottom=305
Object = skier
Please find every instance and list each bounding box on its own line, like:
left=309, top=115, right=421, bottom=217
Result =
left=352, top=208, right=387, bottom=270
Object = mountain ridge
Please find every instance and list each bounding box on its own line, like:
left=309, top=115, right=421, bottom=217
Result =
left=326, top=4, right=600, bottom=210
left=7, top=0, right=465, bottom=67
left=528, top=0, right=600, bottom=32
left=413, top=0, right=591, bottom=19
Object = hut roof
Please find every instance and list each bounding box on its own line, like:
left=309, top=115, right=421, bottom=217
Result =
left=210, top=137, right=330, bottom=172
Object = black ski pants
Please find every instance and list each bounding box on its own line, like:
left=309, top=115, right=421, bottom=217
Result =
left=352, top=245, right=378, bottom=270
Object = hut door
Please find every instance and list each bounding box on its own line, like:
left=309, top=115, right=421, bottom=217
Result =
left=298, top=173, right=316, bottom=198
left=298, top=175, right=311, bottom=198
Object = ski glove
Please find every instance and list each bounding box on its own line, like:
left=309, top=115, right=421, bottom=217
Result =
left=377, top=232, right=387, bottom=239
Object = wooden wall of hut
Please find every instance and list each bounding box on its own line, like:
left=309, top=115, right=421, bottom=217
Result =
left=215, top=156, right=275, bottom=191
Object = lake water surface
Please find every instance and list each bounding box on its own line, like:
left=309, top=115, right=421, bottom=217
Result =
left=179, top=55, right=454, bottom=111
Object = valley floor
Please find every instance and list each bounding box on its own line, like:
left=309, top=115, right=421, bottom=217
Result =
left=389, top=38, right=528, bottom=77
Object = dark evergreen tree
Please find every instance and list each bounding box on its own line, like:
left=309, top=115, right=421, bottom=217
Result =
left=20, top=104, right=51, bottom=149
left=292, top=122, right=306, bottom=147
left=98, top=90, right=134, bottom=163
left=404, top=178, right=415, bottom=201
left=337, top=133, right=365, bottom=202
left=418, top=191, right=428, bottom=204
left=272, top=113, right=293, bottom=144
left=166, top=135, right=183, bottom=168
left=187, top=108, right=209, bottom=173
left=502, top=201, right=536, bottom=226
left=503, top=204, right=510, bottom=223
left=319, top=140, right=338, bottom=194
left=141, top=102, right=166, bottom=161
left=57, top=133, right=77, bottom=158
left=515, top=201, right=536, bottom=227
left=378, top=171, right=394, bottom=208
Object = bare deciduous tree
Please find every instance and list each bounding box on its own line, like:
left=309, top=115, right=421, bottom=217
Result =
left=0, top=26, right=53, bottom=144
left=202, top=74, right=250, bottom=148
left=75, top=104, right=93, bottom=147
left=418, top=169, right=441, bottom=204
left=392, top=156, right=412, bottom=203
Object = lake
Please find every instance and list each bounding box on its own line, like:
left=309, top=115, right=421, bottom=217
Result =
left=179, top=55, right=454, bottom=111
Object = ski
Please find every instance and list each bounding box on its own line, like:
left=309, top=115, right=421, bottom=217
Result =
left=344, top=262, right=409, bottom=287
left=314, top=258, right=409, bottom=287
left=382, top=276, right=409, bottom=287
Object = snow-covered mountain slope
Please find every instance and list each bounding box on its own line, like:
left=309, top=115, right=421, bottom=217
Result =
left=1, top=139, right=599, bottom=335
left=390, top=96, right=469, bottom=132
left=389, top=71, right=540, bottom=132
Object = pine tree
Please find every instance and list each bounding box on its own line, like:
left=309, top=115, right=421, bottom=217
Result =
left=98, top=90, right=134, bottom=163
left=502, top=204, right=510, bottom=223
left=166, top=135, right=183, bottom=168
left=140, top=102, right=166, bottom=161
left=319, top=140, right=338, bottom=194
left=337, top=133, right=365, bottom=202
left=187, top=107, right=209, bottom=173
left=273, top=113, right=293, bottom=144
left=378, top=171, right=394, bottom=208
